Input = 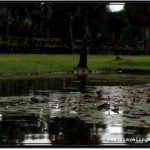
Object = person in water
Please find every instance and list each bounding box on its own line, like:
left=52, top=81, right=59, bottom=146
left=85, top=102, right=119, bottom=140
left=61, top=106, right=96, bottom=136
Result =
left=95, top=90, right=110, bottom=101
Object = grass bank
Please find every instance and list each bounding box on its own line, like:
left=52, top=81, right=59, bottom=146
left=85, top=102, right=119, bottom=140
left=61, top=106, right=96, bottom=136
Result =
left=0, top=54, right=149, bottom=73
left=0, top=74, right=149, bottom=82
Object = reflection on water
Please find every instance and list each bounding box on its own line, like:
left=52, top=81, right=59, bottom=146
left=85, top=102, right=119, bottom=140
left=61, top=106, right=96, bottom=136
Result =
left=0, top=116, right=105, bottom=145
left=0, top=75, right=149, bottom=146
left=23, top=133, right=50, bottom=145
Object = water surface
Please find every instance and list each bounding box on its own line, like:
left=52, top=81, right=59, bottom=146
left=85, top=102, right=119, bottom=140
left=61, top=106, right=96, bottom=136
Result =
left=0, top=75, right=149, bottom=146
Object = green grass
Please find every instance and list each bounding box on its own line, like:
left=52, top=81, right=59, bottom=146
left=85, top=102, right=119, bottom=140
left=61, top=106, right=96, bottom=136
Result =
left=0, top=74, right=74, bottom=81
left=0, top=54, right=149, bottom=73
left=0, top=54, right=79, bottom=72
left=0, top=73, right=149, bottom=82
left=88, top=74, right=150, bottom=81
left=88, top=55, right=150, bottom=70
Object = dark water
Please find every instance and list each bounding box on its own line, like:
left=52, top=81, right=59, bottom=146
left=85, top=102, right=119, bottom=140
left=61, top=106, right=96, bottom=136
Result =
left=0, top=75, right=150, bottom=146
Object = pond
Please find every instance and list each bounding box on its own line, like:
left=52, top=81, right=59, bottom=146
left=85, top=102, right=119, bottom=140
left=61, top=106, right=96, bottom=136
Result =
left=0, top=75, right=150, bottom=146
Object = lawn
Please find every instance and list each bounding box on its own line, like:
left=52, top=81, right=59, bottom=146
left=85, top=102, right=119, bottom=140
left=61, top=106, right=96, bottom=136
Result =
left=0, top=54, right=149, bottom=73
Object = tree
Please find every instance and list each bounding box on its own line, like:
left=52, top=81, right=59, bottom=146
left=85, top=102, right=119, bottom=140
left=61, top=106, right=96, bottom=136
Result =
left=0, top=3, right=14, bottom=36
left=77, top=3, right=107, bottom=68
left=106, top=10, right=127, bottom=44
left=69, top=16, right=74, bottom=54
left=51, top=3, right=83, bottom=54
left=125, top=3, right=150, bottom=53
left=77, top=5, right=88, bottom=68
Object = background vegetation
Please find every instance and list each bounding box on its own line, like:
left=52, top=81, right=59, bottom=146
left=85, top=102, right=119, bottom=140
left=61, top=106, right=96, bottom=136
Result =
left=0, top=2, right=149, bottom=51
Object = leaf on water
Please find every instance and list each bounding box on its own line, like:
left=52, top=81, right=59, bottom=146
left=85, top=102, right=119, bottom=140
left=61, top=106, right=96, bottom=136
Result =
left=81, top=116, right=93, bottom=121
left=84, top=120, right=101, bottom=124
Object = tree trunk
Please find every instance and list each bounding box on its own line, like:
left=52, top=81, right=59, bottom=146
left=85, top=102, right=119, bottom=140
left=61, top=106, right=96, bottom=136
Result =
left=144, top=26, right=149, bottom=54
left=6, top=11, right=11, bottom=37
left=77, top=8, right=88, bottom=68
left=69, top=16, right=74, bottom=54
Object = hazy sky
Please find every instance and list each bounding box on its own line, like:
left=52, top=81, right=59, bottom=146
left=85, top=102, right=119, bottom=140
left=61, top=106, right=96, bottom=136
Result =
left=108, top=3, right=125, bottom=12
